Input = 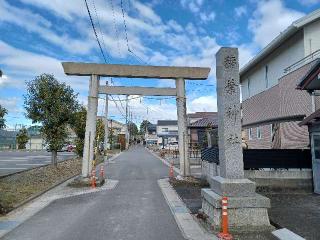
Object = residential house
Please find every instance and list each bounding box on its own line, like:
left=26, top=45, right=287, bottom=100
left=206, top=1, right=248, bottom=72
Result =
left=240, top=9, right=320, bottom=149
left=97, top=116, right=126, bottom=136
left=26, top=126, right=44, bottom=150
left=145, top=123, right=157, bottom=145
left=187, top=112, right=218, bottom=148
left=0, top=129, right=17, bottom=149
left=297, top=60, right=320, bottom=193
left=156, top=120, right=178, bottom=147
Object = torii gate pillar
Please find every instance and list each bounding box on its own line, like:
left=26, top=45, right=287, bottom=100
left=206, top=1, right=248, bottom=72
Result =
left=176, top=78, right=190, bottom=176
left=82, top=75, right=99, bottom=177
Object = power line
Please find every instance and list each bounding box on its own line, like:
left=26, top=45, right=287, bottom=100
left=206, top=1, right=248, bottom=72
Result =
left=119, top=0, right=148, bottom=64
left=109, top=0, right=121, bottom=58
left=84, top=0, right=108, bottom=63
left=86, top=0, right=128, bottom=119
left=120, top=0, right=130, bottom=52
left=109, top=78, right=126, bottom=112
left=186, top=81, right=215, bottom=87
left=91, top=0, right=108, bottom=58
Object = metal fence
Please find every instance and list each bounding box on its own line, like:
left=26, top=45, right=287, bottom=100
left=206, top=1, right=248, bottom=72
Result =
left=201, top=148, right=312, bottom=169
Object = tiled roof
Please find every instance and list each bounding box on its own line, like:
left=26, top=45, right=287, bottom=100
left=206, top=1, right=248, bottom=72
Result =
left=189, top=116, right=218, bottom=128
left=299, top=108, right=320, bottom=126
left=0, top=129, right=17, bottom=138
left=242, top=59, right=317, bottom=126
left=296, top=58, right=320, bottom=90
left=187, top=112, right=217, bottom=119
left=147, top=123, right=156, bottom=131
left=157, top=120, right=177, bottom=126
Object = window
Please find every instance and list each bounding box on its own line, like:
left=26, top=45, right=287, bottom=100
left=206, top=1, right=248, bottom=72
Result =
left=163, top=128, right=168, bottom=132
left=248, top=128, right=253, bottom=140
left=265, top=65, right=269, bottom=88
left=257, top=127, right=262, bottom=139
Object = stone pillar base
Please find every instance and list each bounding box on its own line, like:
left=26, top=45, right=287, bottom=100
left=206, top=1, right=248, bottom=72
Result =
left=201, top=176, right=272, bottom=232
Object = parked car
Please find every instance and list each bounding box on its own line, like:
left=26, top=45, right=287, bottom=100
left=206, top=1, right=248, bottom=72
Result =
left=164, top=141, right=179, bottom=150
left=67, top=144, right=76, bottom=152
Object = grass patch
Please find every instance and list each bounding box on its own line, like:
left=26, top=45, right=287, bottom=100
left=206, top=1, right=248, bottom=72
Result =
left=0, top=158, right=81, bottom=215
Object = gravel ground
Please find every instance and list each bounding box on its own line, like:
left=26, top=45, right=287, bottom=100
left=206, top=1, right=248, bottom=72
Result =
left=0, top=158, right=81, bottom=215
left=170, top=177, right=208, bottom=214
left=266, top=193, right=320, bottom=240
left=170, top=178, right=276, bottom=240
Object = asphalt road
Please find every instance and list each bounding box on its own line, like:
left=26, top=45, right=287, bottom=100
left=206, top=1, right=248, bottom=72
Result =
left=2, top=146, right=185, bottom=240
left=0, top=151, right=75, bottom=177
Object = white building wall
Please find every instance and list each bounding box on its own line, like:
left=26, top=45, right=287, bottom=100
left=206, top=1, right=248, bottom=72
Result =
left=304, top=20, right=320, bottom=55
left=241, top=31, right=304, bottom=101
left=156, top=125, right=178, bottom=134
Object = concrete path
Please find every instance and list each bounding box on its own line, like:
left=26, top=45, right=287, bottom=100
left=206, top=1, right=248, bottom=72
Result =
left=1, top=146, right=185, bottom=240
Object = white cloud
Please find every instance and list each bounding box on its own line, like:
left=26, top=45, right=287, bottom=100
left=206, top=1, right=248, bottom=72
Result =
left=235, top=6, right=247, bottom=18
left=19, top=0, right=85, bottom=21
left=200, top=12, right=216, bottom=23
left=0, top=0, right=225, bottom=125
left=188, top=95, right=217, bottom=113
left=237, top=44, right=257, bottom=67
left=0, top=97, right=20, bottom=112
left=0, top=0, right=96, bottom=55
left=167, top=20, right=184, bottom=33
left=181, top=0, right=204, bottom=13
left=132, top=1, right=162, bottom=24
left=180, top=0, right=215, bottom=23
left=0, top=40, right=89, bottom=93
left=298, top=0, right=320, bottom=6
left=248, top=0, right=305, bottom=48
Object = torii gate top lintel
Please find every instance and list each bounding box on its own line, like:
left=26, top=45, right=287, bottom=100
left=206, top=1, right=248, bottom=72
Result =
left=62, top=62, right=210, bottom=80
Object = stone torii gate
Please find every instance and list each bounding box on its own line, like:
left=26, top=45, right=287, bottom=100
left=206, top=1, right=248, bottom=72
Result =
left=62, top=62, right=210, bottom=178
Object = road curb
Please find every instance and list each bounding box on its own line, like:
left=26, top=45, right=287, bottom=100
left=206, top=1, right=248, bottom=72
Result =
left=146, top=148, right=180, bottom=174
left=158, top=178, right=217, bottom=240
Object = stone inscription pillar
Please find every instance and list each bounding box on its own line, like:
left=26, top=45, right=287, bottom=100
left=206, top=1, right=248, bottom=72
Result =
left=216, top=47, right=244, bottom=179
left=200, top=48, right=271, bottom=231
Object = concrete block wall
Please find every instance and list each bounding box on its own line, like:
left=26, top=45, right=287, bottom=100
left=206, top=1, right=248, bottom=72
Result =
left=201, top=161, right=313, bottom=192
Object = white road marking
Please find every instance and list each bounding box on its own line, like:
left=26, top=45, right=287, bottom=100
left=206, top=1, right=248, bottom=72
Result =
left=26, top=156, right=50, bottom=159
left=0, top=168, right=27, bottom=170
left=0, top=160, right=28, bottom=162
left=16, top=163, right=44, bottom=166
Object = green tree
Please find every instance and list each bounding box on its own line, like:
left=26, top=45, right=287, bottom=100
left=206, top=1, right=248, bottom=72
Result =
left=24, top=74, right=79, bottom=166
left=139, top=120, right=151, bottom=135
left=69, top=106, right=86, bottom=157
left=128, top=121, right=138, bottom=137
left=69, top=108, right=106, bottom=156
left=96, top=118, right=105, bottom=145
left=0, top=105, right=7, bottom=129
left=16, top=128, right=29, bottom=149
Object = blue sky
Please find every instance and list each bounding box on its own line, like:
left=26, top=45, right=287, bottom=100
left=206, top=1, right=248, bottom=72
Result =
left=0, top=0, right=319, bottom=128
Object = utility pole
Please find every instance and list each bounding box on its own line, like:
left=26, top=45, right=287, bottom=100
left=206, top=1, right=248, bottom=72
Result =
left=104, top=81, right=109, bottom=160
left=131, top=111, right=133, bottom=140
left=125, top=95, right=129, bottom=149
